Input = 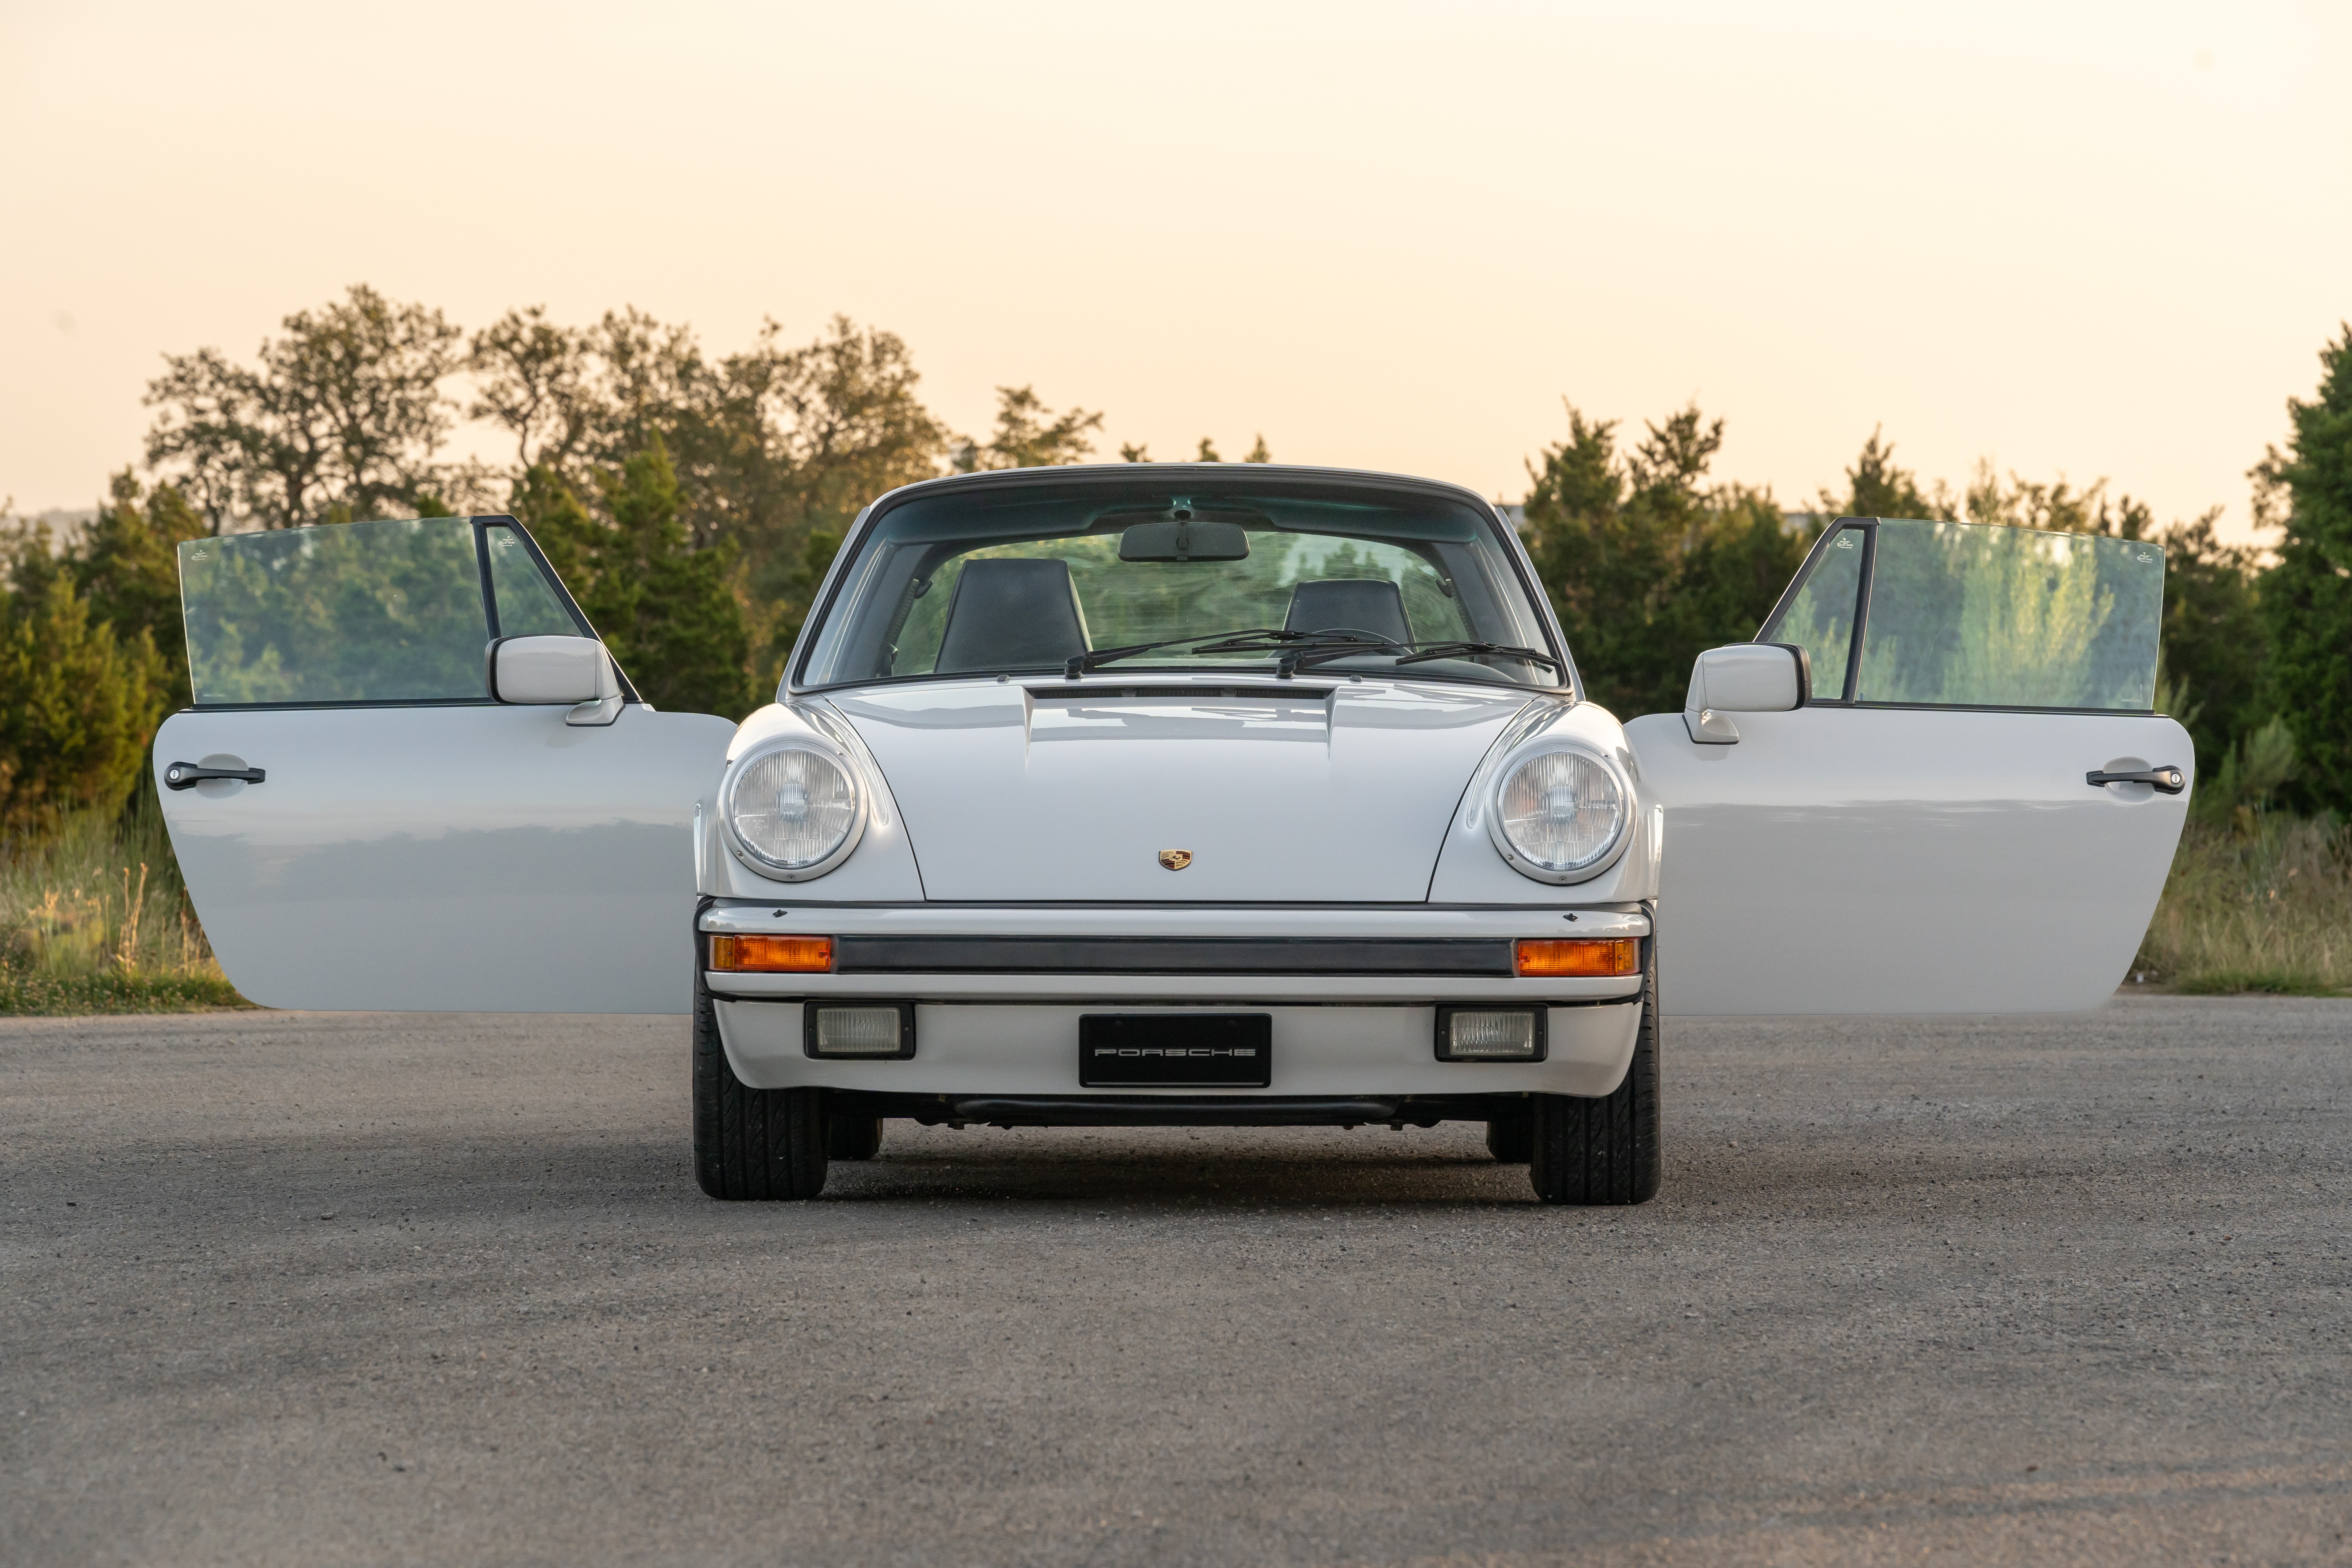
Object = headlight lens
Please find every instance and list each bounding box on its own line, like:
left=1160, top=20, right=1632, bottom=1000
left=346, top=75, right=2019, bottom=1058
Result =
left=727, top=743, right=861, bottom=873
left=1495, top=748, right=1625, bottom=877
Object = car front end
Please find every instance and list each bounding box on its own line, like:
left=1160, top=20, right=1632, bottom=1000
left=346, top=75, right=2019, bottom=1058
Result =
left=691, top=465, right=1662, bottom=1200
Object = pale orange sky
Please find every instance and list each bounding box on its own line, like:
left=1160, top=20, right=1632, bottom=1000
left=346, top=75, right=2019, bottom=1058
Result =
left=3, top=1, right=2345, bottom=544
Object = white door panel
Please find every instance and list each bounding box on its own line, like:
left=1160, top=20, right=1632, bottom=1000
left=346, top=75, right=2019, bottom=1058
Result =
left=1628, top=706, right=2191, bottom=1014
left=158, top=704, right=734, bottom=1012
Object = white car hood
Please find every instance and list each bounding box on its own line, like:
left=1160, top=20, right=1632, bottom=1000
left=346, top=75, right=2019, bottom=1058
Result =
left=826, top=679, right=1541, bottom=902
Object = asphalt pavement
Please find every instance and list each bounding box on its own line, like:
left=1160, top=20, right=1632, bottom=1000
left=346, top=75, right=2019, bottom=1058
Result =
left=4, top=996, right=2348, bottom=1566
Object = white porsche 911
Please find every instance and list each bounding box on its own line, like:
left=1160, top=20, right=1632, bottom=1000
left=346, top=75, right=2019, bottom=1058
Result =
left=154, top=465, right=2191, bottom=1203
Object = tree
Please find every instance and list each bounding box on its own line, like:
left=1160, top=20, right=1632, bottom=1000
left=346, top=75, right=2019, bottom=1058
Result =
left=71, top=472, right=208, bottom=704
left=1822, top=428, right=1950, bottom=519
left=953, top=386, right=1103, bottom=472
left=471, top=310, right=950, bottom=683
left=2147, top=510, right=2270, bottom=781
left=1963, top=463, right=2120, bottom=536
left=144, top=285, right=470, bottom=530
left=1184, top=435, right=1271, bottom=462
left=573, top=438, right=755, bottom=719
left=2257, top=323, right=2352, bottom=816
left=767, top=524, right=846, bottom=675
left=507, top=463, right=603, bottom=590
left=1658, top=491, right=1813, bottom=677
left=735, top=317, right=951, bottom=673
left=467, top=305, right=597, bottom=472
left=1523, top=406, right=1637, bottom=706
left=1522, top=401, right=1807, bottom=717
left=0, top=575, right=165, bottom=836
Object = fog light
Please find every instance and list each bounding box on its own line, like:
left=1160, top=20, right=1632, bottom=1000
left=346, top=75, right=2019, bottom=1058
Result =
left=804, top=1002, right=915, bottom=1059
left=710, top=934, right=833, bottom=973
left=1436, top=1006, right=1546, bottom=1062
left=1514, top=937, right=1638, bottom=978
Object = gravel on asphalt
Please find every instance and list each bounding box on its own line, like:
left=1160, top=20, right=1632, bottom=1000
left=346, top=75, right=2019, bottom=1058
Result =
left=2, top=996, right=2347, bottom=1566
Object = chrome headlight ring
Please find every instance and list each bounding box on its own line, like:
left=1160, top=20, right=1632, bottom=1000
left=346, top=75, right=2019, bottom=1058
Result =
left=1485, top=740, right=1634, bottom=885
left=718, top=734, right=869, bottom=882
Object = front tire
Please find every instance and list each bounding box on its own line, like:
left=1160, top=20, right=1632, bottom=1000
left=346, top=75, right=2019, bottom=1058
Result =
left=1528, top=946, right=1661, bottom=1205
left=693, top=971, right=828, bottom=1200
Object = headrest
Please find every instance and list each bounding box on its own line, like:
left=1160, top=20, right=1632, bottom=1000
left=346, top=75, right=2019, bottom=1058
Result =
left=934, top=557, right=1091, bottom=675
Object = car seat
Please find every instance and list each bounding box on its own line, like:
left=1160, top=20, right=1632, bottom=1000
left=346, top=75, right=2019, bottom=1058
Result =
left=933, top=557, right=1092, bottom=674
left=1283, top=578, right=1412, bottom=645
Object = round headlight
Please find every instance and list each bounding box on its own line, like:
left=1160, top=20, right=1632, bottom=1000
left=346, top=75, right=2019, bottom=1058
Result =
left=1491, top=747, right=1628, bottom=882
left=723, top=740, right=865, bottom=878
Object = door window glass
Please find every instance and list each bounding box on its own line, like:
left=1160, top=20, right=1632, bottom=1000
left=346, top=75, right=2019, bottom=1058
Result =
left=1764, top=524, right=1866, bottom=701
left=179, top=517, right=491, bottom=705
left=485, top=524, right=585, bottom=639
left=1855, top=519, right=2163, bottom=710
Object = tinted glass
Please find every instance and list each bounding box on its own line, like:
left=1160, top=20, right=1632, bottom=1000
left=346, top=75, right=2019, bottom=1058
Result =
left=485, top=524, right=584, bottom=638
left=1855, top=519, right=2163, bottom=710
left=799, top=478, right=1561, bottom=690
left=180, top=517, right=491, bottom=705
left=1765, top=523, right=1866, bottom=701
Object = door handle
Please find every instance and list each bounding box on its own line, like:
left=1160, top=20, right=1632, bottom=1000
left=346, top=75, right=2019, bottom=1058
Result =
left=2086, top=766, right=2184, bottom=795
left=164, top=762, right=266, bottom=790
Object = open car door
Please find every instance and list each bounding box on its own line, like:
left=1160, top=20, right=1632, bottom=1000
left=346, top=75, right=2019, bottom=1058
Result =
left=1627, top=516, right=2191, bottom=1015
left=154, top=516, right=735, bottom=1013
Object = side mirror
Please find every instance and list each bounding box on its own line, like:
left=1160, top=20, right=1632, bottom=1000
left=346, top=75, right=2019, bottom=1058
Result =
left=488, top=635, right=622, bottom=726
left=1682, top=642, right=1807, bottom=744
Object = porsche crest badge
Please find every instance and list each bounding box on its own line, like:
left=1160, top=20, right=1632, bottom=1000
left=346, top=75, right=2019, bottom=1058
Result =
left=1157, top=849, right=1193, bottom=871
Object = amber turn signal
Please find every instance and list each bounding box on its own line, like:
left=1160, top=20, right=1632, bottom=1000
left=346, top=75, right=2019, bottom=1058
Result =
left=1514, top=937, right=1638, bottom=978
left=709, top=934, right=834, bottom=973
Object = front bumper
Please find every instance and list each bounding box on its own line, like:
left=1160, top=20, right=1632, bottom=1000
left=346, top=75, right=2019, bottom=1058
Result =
left=699, top=902, right=1649, bottom=1104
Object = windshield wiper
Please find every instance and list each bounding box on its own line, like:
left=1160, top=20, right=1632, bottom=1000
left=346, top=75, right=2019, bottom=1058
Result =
left=1063, top=630, right=1561, bottom=682
left=1064, top=628, right=1304, bottom=679
left=1389, top=641, right=1562, bottom=673
left=1131, top=629, right=1410, bottom=678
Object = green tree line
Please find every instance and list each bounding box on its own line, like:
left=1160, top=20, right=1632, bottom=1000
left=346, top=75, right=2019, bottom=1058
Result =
left=4, top=289, right=2348, bottom=844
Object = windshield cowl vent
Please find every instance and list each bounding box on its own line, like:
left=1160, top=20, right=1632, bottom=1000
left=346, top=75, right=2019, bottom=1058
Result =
left=1025, top=684, right=1331, bottom=702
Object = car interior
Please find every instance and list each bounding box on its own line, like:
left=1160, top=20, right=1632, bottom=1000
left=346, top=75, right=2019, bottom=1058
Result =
left=932, top=557, right=1093, bottom=674
left=930, top=560, right=1421, bottom=677
left=1282, top=578, right=1412, bottom=644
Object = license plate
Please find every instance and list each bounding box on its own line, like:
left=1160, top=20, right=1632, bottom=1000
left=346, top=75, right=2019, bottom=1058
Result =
left=1079, top=1014, right=1272, bottom=1088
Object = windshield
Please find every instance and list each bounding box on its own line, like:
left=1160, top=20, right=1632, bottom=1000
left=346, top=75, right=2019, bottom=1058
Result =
left=795, top=475, right=1564, bottom=691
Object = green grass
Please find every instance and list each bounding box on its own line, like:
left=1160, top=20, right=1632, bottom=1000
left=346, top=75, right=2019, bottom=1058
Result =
left=0, top=968, right=247, bottom=1014
left=0, top=800, right=250, bottom=1015
left=2134, top=814, right=2352, bottom=997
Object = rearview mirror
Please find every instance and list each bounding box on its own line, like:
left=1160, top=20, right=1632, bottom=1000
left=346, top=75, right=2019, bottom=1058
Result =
left=1117, top=518, right=1250, bottom=562
left=1682, top=642, right=1806, bottom=743
left=488, top=635, right=622, bottom=725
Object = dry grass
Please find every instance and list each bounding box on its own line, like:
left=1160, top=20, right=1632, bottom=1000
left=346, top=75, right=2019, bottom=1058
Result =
left=0, top=803, right=246, bottom=1013
left=2134, top=814, right=2352, bottom=996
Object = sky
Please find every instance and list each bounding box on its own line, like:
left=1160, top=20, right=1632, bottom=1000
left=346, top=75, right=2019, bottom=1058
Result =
left=2, top=0, right=2345, bottom=544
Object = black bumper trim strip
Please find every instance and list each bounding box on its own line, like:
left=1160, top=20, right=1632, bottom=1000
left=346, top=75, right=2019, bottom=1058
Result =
left=832, top=935, right=1515, bottom=976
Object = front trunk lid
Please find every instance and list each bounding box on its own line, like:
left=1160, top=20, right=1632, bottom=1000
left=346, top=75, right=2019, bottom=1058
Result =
left=828, top=678, right=1538, bottom=902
